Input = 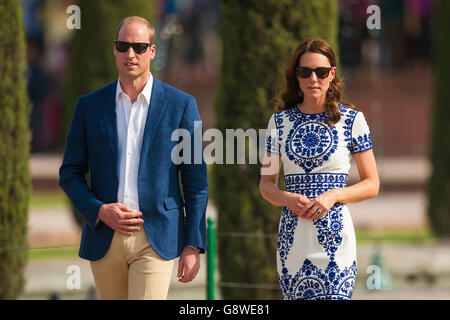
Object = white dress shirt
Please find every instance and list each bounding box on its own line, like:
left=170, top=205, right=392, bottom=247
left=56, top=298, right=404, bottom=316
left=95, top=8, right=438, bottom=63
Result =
left=115, top=74, right=153, bottom=212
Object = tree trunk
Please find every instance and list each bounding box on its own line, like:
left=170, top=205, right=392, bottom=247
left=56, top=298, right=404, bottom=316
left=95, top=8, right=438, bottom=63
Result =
left=428, top=0, right=450, bottom=236
left=0, top=0, right=31, bottom=299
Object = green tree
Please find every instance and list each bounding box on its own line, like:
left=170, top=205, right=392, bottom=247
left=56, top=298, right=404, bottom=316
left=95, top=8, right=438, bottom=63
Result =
left=428, top=0, right=450, bottom=235
left=0, top=0, right=30, bottom=299
left=63, top=0, right=153, bottom=226
left=213, top=0, right=338, bottom=299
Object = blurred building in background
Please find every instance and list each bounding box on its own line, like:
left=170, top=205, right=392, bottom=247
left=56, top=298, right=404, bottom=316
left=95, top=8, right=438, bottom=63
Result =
left=338, top=0, right=434, bottom=157
left=23, top=0, right=434, bottom=158
left=23, top=0, right=72, bottom=152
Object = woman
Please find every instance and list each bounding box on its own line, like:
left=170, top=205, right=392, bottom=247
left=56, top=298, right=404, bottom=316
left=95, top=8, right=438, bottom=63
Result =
left=259, top=38, right=379, bottom=300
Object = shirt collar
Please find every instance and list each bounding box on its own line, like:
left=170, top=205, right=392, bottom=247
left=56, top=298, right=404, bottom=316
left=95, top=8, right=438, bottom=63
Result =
left=115, top=73, right=153, bottom=106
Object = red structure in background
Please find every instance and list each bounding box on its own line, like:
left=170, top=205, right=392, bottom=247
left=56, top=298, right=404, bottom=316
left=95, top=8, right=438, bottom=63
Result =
left=344, top=66, right=432, bottom=157
left=23, top=0, right=434, bottom=159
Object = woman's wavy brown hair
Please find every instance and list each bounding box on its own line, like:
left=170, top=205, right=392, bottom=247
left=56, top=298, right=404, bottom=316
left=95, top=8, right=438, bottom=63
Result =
left=273, top=38, right=355, bottom=126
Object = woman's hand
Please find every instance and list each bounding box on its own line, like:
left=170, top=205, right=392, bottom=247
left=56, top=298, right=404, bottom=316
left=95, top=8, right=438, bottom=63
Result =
left=299, top=189, right=338, bottom=220
left=283, top=192, right=313, bottom=216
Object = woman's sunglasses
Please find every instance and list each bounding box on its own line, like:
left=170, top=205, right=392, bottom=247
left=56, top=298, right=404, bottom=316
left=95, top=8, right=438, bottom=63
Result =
left=114, top=40, right=153, bottom=54
left=296, top=67, right=332, bottom=79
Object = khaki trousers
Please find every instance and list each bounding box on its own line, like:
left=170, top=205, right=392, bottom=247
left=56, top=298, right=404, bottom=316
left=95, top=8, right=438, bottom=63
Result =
left=90, top=227, right=174, bottom=300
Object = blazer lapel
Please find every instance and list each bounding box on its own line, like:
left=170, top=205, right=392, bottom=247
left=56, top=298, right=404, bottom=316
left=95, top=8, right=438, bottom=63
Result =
left=140, top=78, right=168, bottom=165
left=100, top=80, right=119, bottom=180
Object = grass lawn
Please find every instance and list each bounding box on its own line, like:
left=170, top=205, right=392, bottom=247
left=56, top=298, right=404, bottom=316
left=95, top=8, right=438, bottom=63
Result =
left=28, top=245, right=79, bottom=260
left=355, top=228, right=435, bottom=244
left=30, top=191, right=68, bottom=209
left=28, top=191, right=77, bottom=260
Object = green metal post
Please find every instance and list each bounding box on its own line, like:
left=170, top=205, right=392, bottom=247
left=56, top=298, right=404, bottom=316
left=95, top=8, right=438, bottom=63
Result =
left=207, top=217, right=216, bottom=300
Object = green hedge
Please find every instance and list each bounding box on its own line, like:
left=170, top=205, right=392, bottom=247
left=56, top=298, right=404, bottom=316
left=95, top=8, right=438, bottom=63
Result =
left=0, top=0, right=30, bottom=299
left=428, top=0, right=450, bottom=236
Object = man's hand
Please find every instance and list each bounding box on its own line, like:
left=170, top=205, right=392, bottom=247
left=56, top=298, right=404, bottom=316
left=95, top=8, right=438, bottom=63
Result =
left=98, top=203, right=144, bottom=236
left=177, top=247, right=200, bottom=283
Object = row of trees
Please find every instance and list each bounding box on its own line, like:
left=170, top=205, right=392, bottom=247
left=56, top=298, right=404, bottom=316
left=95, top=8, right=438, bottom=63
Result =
left=0, top=0, right=449, bottom=299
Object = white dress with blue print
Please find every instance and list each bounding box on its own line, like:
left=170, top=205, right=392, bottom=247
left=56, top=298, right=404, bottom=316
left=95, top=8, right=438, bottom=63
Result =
left=265, top=104, right=373, bottom=300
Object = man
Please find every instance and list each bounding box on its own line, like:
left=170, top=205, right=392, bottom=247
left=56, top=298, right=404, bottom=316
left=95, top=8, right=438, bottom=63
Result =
left=59, top=16, right=208, bottom=300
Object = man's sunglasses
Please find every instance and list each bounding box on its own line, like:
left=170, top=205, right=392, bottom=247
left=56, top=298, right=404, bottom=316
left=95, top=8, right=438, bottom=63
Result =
left=296, top=67, right=332, bottom=79
left=114, top=40, right=153, bottom=54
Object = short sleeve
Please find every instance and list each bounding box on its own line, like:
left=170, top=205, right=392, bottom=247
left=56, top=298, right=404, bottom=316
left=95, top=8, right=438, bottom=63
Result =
left=265, top=114, right=280, bottom=155
left=350, top=111, right=373, bottom=154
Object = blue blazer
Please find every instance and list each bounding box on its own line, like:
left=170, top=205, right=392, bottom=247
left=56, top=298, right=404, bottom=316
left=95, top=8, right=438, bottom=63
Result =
left=59, top=79, right=208, bottom=261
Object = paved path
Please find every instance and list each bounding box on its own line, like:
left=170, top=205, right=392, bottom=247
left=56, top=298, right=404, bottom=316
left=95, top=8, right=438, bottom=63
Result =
left=24, top=198, right=450, bottom=300
left=22, top=154, right=450, bottom=300
left=21, top=254, right=210, bottom=300
left=21, top=241, right=450, bottom=300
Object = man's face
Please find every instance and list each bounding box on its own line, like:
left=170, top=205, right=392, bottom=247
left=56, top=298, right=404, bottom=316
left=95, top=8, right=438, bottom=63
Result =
left=114, top=22, right=155, bottom=80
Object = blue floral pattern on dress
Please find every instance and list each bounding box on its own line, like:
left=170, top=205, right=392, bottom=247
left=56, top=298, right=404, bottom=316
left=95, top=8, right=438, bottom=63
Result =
left=314, top=204, right=344, bottom=259
left=278, top=259, right=357, bottom=300
left=351, top=133, right=373, bottom=153
left=277, top=180, right=357, bottom=300
left=285, top=173, right=348, bottom=199
left=340, top=105, right=357, bottom=149
left=264, top=104, right=371, bottom=300
left=266, top=135, right=279, bottom=154
left=274, top=111, right=284, bottom=145
left=284, top=109, right=339, bottom=173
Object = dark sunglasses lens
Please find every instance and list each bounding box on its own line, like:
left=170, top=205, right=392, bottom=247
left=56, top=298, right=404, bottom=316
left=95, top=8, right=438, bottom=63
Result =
left=297, top=68, right=312, bottom=78
left=132, top=43, right=149, bottom=54
left=115, top=41, right=130, bottom=52
left=316, top=68, right=330, bottom=79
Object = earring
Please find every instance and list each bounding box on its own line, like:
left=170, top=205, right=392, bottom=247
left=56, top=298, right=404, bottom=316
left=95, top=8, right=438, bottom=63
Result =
left=298, top=88, right=303, bottom=98
left=327, top=86, right=335, bottom=98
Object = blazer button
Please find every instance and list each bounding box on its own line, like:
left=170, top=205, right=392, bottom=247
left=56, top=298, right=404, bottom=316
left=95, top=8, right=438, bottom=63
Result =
left=114, top=180, right=118, bottom=186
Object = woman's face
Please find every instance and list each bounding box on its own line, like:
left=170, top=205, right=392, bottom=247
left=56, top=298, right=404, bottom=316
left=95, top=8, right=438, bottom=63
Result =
left=297, top=52, right=336, bottom=99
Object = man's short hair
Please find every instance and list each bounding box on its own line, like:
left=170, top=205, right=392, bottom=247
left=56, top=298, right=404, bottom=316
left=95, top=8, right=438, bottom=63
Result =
left=116, top=16, right=155, bottom=43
